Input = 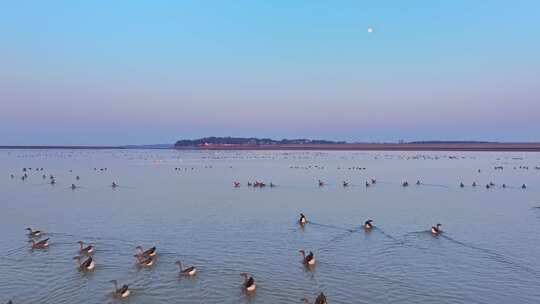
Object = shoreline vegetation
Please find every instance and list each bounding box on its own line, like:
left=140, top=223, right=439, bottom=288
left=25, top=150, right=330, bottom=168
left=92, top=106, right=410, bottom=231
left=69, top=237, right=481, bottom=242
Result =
left=1, top=137, right=540, bottom=151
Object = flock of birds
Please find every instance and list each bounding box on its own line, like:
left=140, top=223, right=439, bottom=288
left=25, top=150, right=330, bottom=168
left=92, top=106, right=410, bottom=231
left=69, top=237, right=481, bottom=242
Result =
left=21, top=217, right=334, bottom=303
left=230, top=177, right=528, bottom=191
left=5, top=156, right=537, bottom=304
left=21, top=211, right=445, bottom=304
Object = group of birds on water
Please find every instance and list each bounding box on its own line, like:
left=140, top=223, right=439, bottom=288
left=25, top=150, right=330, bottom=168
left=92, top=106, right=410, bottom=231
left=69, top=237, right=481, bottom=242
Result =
left=23, top=227, right=201, bottom=301
left=6, top=156, right=537, bottom=304
left=230, top=177, right=529, bottom=190
left=20, top=216, right=334, bottom=303
left=23, top=208, right=442, bottom=304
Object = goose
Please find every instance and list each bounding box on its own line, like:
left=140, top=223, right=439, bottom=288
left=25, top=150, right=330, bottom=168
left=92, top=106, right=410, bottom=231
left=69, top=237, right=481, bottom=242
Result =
left=299, top=213, right=307, bottom=225
left=50, top=179, right=56, bottom=185
left=71, top=184, right=77, bottom=190
left=472, top=181, right=477, bottom=187
left=111, top=182, right=118, bottom=188
left=365, top=181, right=370, bottom=187
left=136, top=246, right=157, bottom=257
left=10, top=174, right=15, bottom=179
left=26, top=227, right=43, bottom=238
left=234, top=181, right=241, bottom=187
left=486, top=184, right=490, bottom=189
left=110, top=280, right=130, bottom=298
left=176, top=260, right=197, bottom=276
left=342, top=181, right=349, bottom=187
left=402, top=181, right=409, bottom=187
left=77, top=241, right=95, bottom=255
left=370, top=178, right=376, bottom=184
left=431, top=224, right=442, bottom=235
left=502, top=184, right=507, bottom=188
left=364, top=219, right=373, bottom=230
left=460, top=182, right=464, bottom=188
left=318, top=180, right=324, bottom=187
left=299, top=250, right=316, bottom=265
left=133, top=254, right=155, bottom=267
left=76, top=176, right=80, bottom=180
left=30, top=238, right=49, bottom=249
left=240, top=273, right=256, bottom=292
left=416, top=180, right=421, bottom=185
left=522, top=184, right=527, bottom=189
left=73, top=256, right=95, bottom=271
left=302, top=292, right=328, bottom=304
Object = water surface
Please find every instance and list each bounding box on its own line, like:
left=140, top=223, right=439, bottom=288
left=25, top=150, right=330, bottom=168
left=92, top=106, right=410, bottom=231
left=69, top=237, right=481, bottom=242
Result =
left=1, top=149, right=539, bottom=303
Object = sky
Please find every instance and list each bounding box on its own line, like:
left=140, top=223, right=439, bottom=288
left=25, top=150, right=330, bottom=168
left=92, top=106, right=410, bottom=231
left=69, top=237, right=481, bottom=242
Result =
left=1, top=0, right=539, bottom=145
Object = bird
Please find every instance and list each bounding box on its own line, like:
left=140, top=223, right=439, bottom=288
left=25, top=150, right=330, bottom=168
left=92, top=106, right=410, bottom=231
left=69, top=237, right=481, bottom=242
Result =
left=431, top=223, right=442, bottom=235
left=303, top=292, right=328, bottom=304
left=71, top=184, right=77, bottom=190
left=299, top=250, right=316, bottom=265
left=26, top=227, right=43, bottom=238
left=522, top=184, right=527, bottom=189
left=176, top=260, right=197, bottom=276
left=73, top=256, right=95, bottom=271
left=110, top=280, right=130, bottom=298
left=460, top=182, right=464, bottom=188
left=299, top=213, right=307, bottom=225
left=136, top=246, right=157, bottom=257
left=472, top=181, right=477, bottom=187
left=416, top=180, right=421, bottom=185
left=403, top=181, right=409, bottom=187
left=342, top=181, right=349, bottom=187
left=365, top=181, right=370, bottom=187
left=364, top=219, right=373, bottom=230
left=111, top=182, right=118, bottom=188
left=133, top=254, right=155, bottom=267
left=77, top=241, right=94, bottom=255
left=318, top=180, right=324, bottom=187
left=30, top=238, right=49, bottom=249
left=240, top=273, right=256, bottom=292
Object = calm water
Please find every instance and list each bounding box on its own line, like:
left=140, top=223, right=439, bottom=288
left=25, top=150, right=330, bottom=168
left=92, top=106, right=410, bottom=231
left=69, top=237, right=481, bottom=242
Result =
left=1, top=149, right=539, bottom=304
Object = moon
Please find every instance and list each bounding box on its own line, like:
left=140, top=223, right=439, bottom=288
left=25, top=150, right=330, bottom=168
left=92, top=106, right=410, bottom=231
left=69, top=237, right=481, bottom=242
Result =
left=367, top=26, right=374, bottom=33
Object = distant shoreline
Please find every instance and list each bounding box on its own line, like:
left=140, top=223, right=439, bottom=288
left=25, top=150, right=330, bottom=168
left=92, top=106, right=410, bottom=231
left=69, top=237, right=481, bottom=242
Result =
left=2, top=143, right=540, bottom=152
left=175, top=143, right=540, bottom=152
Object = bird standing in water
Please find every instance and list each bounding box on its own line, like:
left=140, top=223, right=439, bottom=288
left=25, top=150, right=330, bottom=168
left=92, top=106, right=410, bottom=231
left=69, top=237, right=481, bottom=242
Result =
left=176, top=260, right=197, bottom=276
left=431, top=223, right=442, bottom=235
left=240, top=273, right=256, bottom=292
left=110, top=280, right=130, bottom=298
left=364, top=219, right=373, bottom=230
left=299, top=250, right=316, bottom=266
left=303, top=292, right=328, bottom=304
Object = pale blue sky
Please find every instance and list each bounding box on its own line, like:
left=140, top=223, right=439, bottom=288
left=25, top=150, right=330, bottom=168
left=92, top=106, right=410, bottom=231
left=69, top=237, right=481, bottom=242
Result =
left=1, top=1, right=539, bottom=145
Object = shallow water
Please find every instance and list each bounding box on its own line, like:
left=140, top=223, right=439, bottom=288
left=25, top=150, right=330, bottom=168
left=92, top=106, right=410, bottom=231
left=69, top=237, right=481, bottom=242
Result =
left=0, top=149, right=539, bottom=304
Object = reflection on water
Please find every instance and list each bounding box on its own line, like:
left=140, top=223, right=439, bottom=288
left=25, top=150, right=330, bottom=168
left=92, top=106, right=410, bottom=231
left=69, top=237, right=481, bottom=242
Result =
left=1, top=150, right=540, bottom=303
